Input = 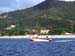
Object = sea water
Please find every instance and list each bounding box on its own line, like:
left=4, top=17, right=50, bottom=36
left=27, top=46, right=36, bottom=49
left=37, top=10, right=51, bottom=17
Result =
left=0, top=38, right=75, bottom=56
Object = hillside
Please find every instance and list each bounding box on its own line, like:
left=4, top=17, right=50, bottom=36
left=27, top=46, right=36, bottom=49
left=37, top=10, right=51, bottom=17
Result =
left=0, top=0, right=75, bottom=35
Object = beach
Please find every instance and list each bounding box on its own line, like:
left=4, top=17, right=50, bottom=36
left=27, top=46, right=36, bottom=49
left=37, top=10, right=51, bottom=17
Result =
left=0, top=35, right=75, bottom=38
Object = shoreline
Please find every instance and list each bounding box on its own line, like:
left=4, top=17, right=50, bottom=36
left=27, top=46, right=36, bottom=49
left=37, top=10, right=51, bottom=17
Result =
left=0, top=35, right=75, bottom=38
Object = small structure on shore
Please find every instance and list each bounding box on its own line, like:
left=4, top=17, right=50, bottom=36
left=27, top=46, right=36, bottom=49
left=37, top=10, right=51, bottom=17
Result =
left=4, top=25, right=16, bottom=30
left=40, top=28, right=50, bottom=34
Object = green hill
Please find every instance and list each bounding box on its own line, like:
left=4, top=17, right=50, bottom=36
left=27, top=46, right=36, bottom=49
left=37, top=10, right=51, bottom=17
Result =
left=0, top=0, right=75, bottom=35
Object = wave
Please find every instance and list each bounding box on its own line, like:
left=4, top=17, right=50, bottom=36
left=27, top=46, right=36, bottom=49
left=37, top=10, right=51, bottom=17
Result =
left=54, top=40, right=75, bottom=42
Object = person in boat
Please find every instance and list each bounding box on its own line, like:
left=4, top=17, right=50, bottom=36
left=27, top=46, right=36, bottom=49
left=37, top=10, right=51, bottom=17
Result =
left=46, top=36, right=52, bottom=41
left=46, top=36, right=48, bottom=39
left=32, top=33, right=38, bottom=39
left=29, top=32, right=38, bottom=39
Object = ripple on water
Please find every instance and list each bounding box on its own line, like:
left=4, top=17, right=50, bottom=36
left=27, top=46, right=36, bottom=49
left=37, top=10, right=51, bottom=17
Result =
left=0, top=38, right=75, bottom=56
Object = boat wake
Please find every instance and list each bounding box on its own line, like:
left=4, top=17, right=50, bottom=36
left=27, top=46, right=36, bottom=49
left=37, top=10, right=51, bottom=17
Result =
left=54, top=40, right=75, bottom=42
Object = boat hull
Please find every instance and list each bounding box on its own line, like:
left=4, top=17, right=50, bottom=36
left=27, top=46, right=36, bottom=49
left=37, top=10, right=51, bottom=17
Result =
left=29, top=38, right=52, bottom=42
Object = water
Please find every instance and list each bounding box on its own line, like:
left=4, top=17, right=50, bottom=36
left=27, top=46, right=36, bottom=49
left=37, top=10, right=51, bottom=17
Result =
left=0, top=38, right=75, bottom=56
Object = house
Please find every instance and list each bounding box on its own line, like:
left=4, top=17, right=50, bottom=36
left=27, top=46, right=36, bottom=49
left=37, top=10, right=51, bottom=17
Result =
left=4, top=25, right=16, bottom=30
left=40, top=28, right=50, bottom=34
left=10, top=25, right=16, bottom=28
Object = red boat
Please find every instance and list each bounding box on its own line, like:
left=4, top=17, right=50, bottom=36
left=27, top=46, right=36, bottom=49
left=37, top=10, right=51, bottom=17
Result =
left=29, top=35, right=52, bottom=42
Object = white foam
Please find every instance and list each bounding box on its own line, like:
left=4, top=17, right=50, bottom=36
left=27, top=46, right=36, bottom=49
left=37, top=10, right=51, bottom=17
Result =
left=54, top=40, right=74, bottom=42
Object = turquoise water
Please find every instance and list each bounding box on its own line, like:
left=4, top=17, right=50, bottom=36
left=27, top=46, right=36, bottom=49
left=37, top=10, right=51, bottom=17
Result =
left=0, top=38, right=75, bottom=56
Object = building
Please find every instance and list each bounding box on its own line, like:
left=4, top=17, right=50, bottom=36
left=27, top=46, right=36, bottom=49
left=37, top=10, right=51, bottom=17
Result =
left=4, top=25, right=16, bottom=30
left=40, top=28, right=50, bottom=34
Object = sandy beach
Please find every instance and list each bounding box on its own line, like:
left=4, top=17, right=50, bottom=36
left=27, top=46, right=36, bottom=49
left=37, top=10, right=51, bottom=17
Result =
left=0, top=35, right=75, bottom=38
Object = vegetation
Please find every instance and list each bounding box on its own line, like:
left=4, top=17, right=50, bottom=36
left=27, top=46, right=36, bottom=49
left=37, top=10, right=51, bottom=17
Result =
left=0, top=0, right=75, bottom=35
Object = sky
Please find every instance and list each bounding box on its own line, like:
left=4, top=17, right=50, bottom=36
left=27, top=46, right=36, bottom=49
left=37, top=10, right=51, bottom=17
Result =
left=0, top=0, right=45, bottom=13
left=0, top=0, right=75, bottom=13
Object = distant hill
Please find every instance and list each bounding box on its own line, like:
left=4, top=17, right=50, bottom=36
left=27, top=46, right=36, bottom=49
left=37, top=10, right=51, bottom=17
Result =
left=0, top=0, right=75, bottom=35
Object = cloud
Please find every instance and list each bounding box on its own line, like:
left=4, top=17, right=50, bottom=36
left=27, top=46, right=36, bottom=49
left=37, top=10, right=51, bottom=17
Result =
left=0, top=7, right=17, bottom=14
left=0, top=0, right=45, bottom=13
left=23, top=0, right=44, bottom=3
left=15, top=0, right=45, bottom=9
left=0, top=7, right=15, bottom=13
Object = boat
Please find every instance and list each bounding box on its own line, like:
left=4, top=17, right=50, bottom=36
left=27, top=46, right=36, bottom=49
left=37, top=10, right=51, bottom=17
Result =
left=29, top=35, right=52, bottom=42
left=29, top=38, right=52, bottom=42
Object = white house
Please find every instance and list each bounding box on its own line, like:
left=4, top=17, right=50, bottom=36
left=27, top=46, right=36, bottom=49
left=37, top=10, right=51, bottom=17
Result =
left=40, top=29, right=50, bottom=34
left=4, top=25, right=16, bottom=30
left=10, top=25, right=16, bottom=28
